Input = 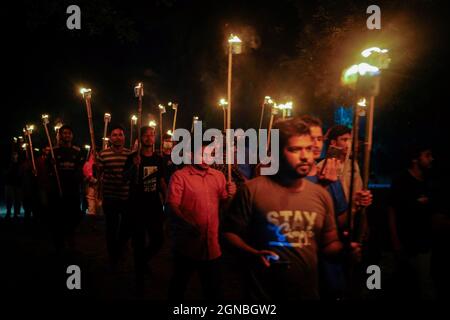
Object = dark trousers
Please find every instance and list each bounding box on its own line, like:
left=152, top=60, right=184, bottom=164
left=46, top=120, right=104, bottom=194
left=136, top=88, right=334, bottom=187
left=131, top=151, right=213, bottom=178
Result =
left=131, top=207, right=165, bottom=287
left=103, top=199, right=132, bottom=264
left=49, top=194, right=82, bottom=252
left=168, top=254, right=223, bottom=301
left=5, top=185, right=22, bottom=217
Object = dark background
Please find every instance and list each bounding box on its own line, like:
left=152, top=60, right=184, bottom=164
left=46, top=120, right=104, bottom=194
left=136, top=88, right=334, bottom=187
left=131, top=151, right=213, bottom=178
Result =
left=1, top=0, right=449, bottom=193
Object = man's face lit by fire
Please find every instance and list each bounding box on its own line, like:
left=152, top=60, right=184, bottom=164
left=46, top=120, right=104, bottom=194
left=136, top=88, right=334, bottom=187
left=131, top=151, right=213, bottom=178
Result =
left=192, top=145, right=212, bottom=170
left=331, top=133, right=352, bottom=157
left=60, top=128, right=73, bottom=145
left=282, top=135, right=314, bottom=178
left=110, top=128, right=125, bottom=148
left=141, top=128, right=156, bottom=147
left=309, top=126, right=324, bottom=160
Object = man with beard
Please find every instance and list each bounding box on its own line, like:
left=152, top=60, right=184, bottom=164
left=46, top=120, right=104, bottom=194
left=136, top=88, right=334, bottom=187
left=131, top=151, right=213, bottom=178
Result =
left=388, top=144, right=436, bottom=299
left=223, top=118, right=361, bottom=300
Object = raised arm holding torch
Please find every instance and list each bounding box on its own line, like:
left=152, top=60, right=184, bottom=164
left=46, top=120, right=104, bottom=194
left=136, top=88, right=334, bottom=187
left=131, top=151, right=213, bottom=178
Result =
left=102, top=113, right=111, bottom=150
left=340, top=47, right=390, bottom=244
left=134, top=82, right=144, bottom=182
left=42, top=114, right=62, bottom=196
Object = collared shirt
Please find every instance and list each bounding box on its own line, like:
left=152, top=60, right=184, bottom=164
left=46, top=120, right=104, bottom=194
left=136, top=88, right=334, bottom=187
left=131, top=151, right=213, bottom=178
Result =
left=167, top=165, right=228, bottom=260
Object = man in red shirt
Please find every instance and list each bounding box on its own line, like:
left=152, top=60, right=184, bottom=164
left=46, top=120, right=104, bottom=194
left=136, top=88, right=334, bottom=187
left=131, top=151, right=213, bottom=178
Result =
left=166, top=140, right=236, bottom=301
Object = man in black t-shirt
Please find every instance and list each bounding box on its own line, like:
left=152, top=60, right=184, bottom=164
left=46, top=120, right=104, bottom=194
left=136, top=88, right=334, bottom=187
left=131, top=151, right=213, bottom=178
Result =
left=124, top=126, right=167, bottom=295
left=388, top=144, right=436, bottom=299
left=49, top=125, right=85, bottom=252
left=161, top=132, right=178, bottom=184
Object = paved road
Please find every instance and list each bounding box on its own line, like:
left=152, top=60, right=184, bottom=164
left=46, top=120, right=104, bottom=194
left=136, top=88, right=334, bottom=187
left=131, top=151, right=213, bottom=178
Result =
left=0, top=215, right=246, bottom=301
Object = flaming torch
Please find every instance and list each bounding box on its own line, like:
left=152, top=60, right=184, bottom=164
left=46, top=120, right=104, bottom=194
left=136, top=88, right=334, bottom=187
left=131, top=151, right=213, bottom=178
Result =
left=267, top=103, right=280, bottom=151
left=191, top=116, right=199, bottom=133
left=341, top=47, right=390, bottom=243
left=226, top=33, right=242, bottom=182
left=134, top=83, right=144, bottom=181
left=259, top=96, right=273, bottom=131
left=158, top=104, right=166, bottom=153
left=24, top=125, right=37, bottom=176
left=218, top=98, right=228, bottom=132
left=80, top=88, right=96, bottom=154
left=102, top=113, right=111, bottom=150
left=42, top=114, right=62, bottom=196
left=130, top=115, right=137, bottom=149
left=169, top=102, right=178, bottom=134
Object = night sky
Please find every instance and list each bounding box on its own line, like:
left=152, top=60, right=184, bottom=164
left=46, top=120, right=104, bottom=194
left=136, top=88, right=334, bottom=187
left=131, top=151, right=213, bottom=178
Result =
left=2, top=0, right=450, bottom=179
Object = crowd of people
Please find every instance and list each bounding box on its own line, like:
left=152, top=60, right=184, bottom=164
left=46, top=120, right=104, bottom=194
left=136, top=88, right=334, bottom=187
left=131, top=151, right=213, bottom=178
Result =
left=1, top=115, right=448, bottom=300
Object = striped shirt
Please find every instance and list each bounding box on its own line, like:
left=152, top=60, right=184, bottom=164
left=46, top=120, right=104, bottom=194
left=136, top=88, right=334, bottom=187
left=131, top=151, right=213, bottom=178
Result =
left=97, top=147, right=131, bottom=201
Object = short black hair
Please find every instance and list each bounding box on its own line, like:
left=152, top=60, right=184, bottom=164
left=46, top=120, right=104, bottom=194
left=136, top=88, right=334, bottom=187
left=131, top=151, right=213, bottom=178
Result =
left=59, top=124, right=73, bottom=134
left=163, top=133, right=172, bottom=140
left=326, top=125, right=352, bottom=142
left=109, top=124, right=125, bottom=135
left=273, top=118, right=311, bottom=150
left=140, top=126, right=156, bottom=137
left=298, top=115, right=323, bottom=128
left=404, top=144, right=432, bottom=166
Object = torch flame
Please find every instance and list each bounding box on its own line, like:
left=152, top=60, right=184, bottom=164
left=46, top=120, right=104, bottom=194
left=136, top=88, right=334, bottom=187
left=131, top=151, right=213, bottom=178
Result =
left=228, top=34, right=242, bottom=43
left=264, top=96, right=275, bottom=105
left=361, top=47, right=389, bottom=58
left=149, top=120, right=157, bottom=128
left=167, top=130, right=173, bottom=136
left=343, top=63, right=380, bottom=79
left=219, top=98, right=228, bottom=107
left=54, top=122, right=63, bottom=132
left=357, top=98, right=367, bottom=107
left=80, top=88, right=91, bottom=95
left=158, top=104, right=166, bottom=113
